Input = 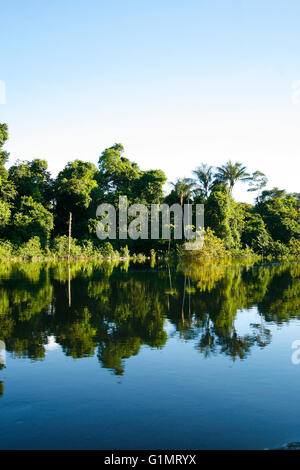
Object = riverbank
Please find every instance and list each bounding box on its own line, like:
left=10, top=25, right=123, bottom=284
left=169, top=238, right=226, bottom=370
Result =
left=0, top=235, right=299, bottom=263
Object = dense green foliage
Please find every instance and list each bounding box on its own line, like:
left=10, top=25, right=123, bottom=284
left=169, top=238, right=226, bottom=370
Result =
left=0, top=123, right=299, bottom=260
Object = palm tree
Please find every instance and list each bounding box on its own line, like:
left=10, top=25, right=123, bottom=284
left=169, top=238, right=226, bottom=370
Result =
left=170, top=178, right=195, bottom=242
left=215, top=160, right=250, bottom=195
left=247, top=171, right=268, bottom=193
left=192, top=164, right=214, bottom=199
left=170, top=178, right=195, bottom=206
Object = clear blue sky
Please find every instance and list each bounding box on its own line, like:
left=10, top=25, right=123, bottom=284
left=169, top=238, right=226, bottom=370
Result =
left=1, top=0, right=300, bottom=201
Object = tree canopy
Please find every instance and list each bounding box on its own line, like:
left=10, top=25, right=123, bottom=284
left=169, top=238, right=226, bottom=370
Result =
left=0, top=122, right=298, bottom=260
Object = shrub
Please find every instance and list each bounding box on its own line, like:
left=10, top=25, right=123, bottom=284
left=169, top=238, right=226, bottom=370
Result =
left=181, top=228, right=228, bottom=258
left=268, top=240, right=290, bottom=259
left=52, top=235, right=81, bottom=257
left=18, top=236, right=43, bottom=258
left=120, top=245, right=130, bottom=258
left=112, top=250, right=120, bottom=259
left=0, top=240, right=13, bottom=259
left=288, top=237, right=300, bottom=257
left=13, top=196, right=53, bottom=248
left=251, top=230, right=273, bottom=255
left=98, top=242, right=114, bottom=258
left=80, top=239, right=96, bottom=257
left=0, top=200, right=11, bottom=228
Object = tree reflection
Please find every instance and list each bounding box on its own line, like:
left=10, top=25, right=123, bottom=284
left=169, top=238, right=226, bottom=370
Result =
left=0, top=261, right=298, bottom=375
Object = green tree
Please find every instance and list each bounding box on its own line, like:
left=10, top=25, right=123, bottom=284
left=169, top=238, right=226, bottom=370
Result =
left=193, top=164, right=214, bottom=199
left=0, top=123, right=16, bottom=202
left=240, top=204, right=271, bottom=253
left=54, top=160, right=98, bottom=238
left=205, top=187, right=244, bottom=250
left=98, top=143, right=140, bottom=203
left=170, top=178, right=195, bottom=206
left=9, top=159, right=52, bottom=208
left=205, top=188, right=232, bottom=244
left=255, top=188, right=300, bottom=244
left=215, top=161, right=250, bottom=195
left=247, top=170, right=268, bottom=193
left=133, top=169, right=166, bottom=205
left=98, top=143, right=166, bottom=206
left=0, top=200, right=11, bottom=229
left=13, top=196, right=53, bottom=248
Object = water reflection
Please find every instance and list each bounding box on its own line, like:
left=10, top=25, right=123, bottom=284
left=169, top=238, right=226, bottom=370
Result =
left=0, top=340, right=5, bottom=397
left=0, top=260, right=299, bottom=378
left=0, top=340, right=5, bottom=368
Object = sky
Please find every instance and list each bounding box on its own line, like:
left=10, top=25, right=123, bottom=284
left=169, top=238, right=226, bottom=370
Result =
left=1, top=0, right=300, bottom=202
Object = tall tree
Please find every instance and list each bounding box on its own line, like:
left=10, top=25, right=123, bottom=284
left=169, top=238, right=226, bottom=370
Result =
left=255, top=188, right=300, bottom=244
left=247, top=170, right=268, bottom=193
left=98, top=143, right=140, bottom=203
left=98, top=144, right=166, bottom=206
left=13, top=196, right=54, bottom=248
left=0, top=123, right=9, bottom=167
left=9, top=159, right=52, bottom=208
left=54, top=160, right=98, bottom=238
left=215, top=161, right=250, bottom=195
left=0, top=123, right=16, bottom=202
left=132, top=169, right=167, bottom=206
left=170, top=178, right=195, bottom=206
left=192, top=164, right=214, bottom=199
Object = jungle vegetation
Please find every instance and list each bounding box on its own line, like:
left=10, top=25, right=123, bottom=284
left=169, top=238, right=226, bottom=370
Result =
left=0, top=123, right=299, bottom=260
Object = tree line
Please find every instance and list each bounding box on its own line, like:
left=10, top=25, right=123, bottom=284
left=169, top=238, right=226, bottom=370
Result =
left=0, top=122, right=299, bottom=259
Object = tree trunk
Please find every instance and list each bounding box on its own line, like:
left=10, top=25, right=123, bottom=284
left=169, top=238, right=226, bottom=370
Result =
left=68, top=212, right=72, bottom=259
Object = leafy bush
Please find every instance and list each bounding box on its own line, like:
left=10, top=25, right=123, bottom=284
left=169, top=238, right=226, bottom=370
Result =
left=288, top=237, right=300, bottom=257
left=13, top=196, right=53, bottom=248
left=180, top=228, right=228, bottom=259
left=80, top=239, right=96, bottom=257
left=0, top=200, right=11, bottom=228
left=120, top=245, right=130, bottom=258
left=0, top=240, right=13, bottom=259
left=112, top=250, right=120, bottom=259
left=267, top=240, right=290, bottom=259
left=52, top=235, right=81, bottom=257
left=251, top=230, right=273, bottom=255
left=18, top=236, right=43, bottom=258
left=98, top=242, right=114, bottom=258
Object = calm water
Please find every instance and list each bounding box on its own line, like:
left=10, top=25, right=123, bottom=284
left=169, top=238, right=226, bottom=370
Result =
left=0, top=260, right=299, bottom=450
